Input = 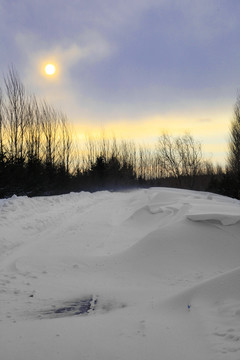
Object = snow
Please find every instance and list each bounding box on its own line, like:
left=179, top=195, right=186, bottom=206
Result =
left=1, top=187, right=240, bottom=359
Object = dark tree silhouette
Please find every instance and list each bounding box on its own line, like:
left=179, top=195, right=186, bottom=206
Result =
left=225, top=96, right=240, bottom=198
left=0, top=66, right=221, bottom=198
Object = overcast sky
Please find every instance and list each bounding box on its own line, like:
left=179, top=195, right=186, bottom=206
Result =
left=1, top=0, right=240, bottom=162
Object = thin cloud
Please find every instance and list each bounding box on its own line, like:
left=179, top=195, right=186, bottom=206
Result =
left=15, top=30, right=113, bottom=68
left=197, top=118, right=213, bottom=123
left=0, top=0, right=238, bottom=165
left=13, top=30, right=114, bottom=119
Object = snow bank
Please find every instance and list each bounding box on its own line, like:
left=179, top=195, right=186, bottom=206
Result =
left=187, top=212, right=240, bottom=225
left=1, top=188, right=240, bottom=360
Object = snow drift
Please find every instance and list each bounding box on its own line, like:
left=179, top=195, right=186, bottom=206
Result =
left=0, top=188, right=240, bottom=360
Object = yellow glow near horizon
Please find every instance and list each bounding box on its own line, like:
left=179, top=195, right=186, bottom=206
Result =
left=44, top=63, right=56, bottom=76
left=71, top=114, right=229, bottom=141
left=70, top=111, right=230, bottom=165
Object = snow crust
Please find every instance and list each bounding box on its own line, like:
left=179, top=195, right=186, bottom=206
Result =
left=1, top=188, right=240, bottom=359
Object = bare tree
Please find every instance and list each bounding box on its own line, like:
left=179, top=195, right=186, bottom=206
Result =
left=157, top=133, right=203, bottom=188
left=119, top=140, right=136, bottom=171
left=24, top=96, right=42, bottom=164
left=0, top=87, right=5, bottom=162
left=4, top=66, right=27, bottom=162
left=157, top=133, right=182, bottom=183
left=203, top=160, right=215, bottom=176
left=227, top=95, right=240, bottom=178
left=176, top=133, right=202, bottom=187
left=40, top=102, right=59, bottom=169
left=59, top=114, right=72, bottom=174
left=85, top=135, right=97, bottom=168
left=137, top=145, right=154, bottom=180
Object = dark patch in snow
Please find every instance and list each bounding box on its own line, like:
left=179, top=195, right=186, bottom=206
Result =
left=36, top=295, right=128, bottom=320
left=40, top=296, right=97, bottom=319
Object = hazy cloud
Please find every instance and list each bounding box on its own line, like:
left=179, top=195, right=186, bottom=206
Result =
left=197, top=118, right=213, bottom=123
left=11, top=30, right=113, bottom=121
left=15, top=30, right=113, bottom=67
left=1, top=0, right=239, bottom=140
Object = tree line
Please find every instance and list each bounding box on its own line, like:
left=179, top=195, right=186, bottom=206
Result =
left=0, top=67, right=239, bottom=198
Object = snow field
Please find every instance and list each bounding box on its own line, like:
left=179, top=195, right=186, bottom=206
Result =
left=0, top=188, right=240, bottom=359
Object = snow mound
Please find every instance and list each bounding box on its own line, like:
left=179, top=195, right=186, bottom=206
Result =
left=187, top=213, right=240, bottom=225
left=163, top=267, right=240, bottom=356
left=165, top=266, right=240, bottom=309
left=187, top=201, right=240, bottom=225
left=1, top=188, right=240, bottom=360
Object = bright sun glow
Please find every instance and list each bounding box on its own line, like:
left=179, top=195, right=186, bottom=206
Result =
left=45, top=64, right=56, bottom=75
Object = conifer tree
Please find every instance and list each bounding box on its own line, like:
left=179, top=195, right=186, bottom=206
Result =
left=227, top=95, right=240, bottom=198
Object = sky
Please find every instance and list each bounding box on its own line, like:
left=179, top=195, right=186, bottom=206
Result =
left=1, top=0, right=240, bottom=164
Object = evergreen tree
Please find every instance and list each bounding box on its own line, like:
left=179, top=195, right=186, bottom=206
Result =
left=227, top=95, right=240, bottom=198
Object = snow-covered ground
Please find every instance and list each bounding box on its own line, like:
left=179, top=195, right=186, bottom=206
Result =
left=1, top=188, right=240, bottom=360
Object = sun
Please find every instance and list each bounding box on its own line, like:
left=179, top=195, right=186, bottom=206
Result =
left=44, top=63, right=56, bottom=76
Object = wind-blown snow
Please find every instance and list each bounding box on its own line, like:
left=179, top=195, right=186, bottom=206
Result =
left=1, top=188, right=240, bottom=359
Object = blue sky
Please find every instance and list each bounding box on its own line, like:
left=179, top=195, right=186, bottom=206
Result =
left=1, top=0, right=240, bottom=162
